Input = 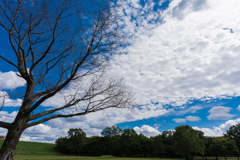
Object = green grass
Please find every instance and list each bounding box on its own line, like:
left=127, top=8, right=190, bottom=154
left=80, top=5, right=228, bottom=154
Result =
left=12, top=157, right=239, bottom=160
left=13, top=156, right=185, bottom=160
left=0, top=139, right=57, bottom=155
left=13, top=155, right=95, bottom=160
left=98, top=155, right=115, bottom=158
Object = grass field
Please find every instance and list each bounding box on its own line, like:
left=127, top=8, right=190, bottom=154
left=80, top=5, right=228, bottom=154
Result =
left=0, top=140, right=237, bottom=160
left=13, top=156, right=238, bottom=160
left=0, top=139, right=57, bottom=155
left=13, top=157, right=240, bottom=160
left=13, top=156, right=185, bottom=160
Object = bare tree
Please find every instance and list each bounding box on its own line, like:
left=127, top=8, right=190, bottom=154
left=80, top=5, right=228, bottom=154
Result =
left=0, top=0, right=134, bottom=159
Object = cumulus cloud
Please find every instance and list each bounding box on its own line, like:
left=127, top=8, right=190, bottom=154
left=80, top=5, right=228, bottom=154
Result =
left=113, top=0, right=240, bottom=109
left=237, top=105, right=240, bottom=111
left=0, top=71, right=25, bottom=107
left=173, top=118, right=186, bottom=123
left=24, top=124, right=51, bottom=134
left=207, top=106, right=236, bottom=120
left=134, top=125, right=161, bottom=137
left=172, top=0, right=209, bottom=20
left=0, top=91, right=22, bottom=107
left=186, top=116, right=201, bottom=122
left=0, top=111, right=17, bottom=123
left=175, top=106, right=203, bottom=115
left=173, top=115, right=201, bottom=123
left=193, top=118, right=240, bottom=137
left=0, top=71, right=26, bottom=90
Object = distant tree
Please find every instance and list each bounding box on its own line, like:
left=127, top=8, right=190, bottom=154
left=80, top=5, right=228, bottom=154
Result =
left=173, top=125, right=205, bottom=160
left=139, top=133, right=150, bottom=158
left=203, top=137, right=214, bottom=160
left=224, top=124, right=240, bottom=149
left=209, top=137, right=239, bottom=160
left=55, top=128, right=86, bottom=155
left=101, top=126, right=122, bottom=156
left=67, top=128, right=86, bottom=154
left=225, top=137, right=240, bottom=160
left=101, top=126, right=122, bottom=137
left=55, top=136, right=70, bottom=154
left=150, top=134, right=165, bottom=158
left=120, top=129, right=140, bottom=157
left=84, top=136, right=102, bottom=156
left=161, top=130, right=175, bottom=157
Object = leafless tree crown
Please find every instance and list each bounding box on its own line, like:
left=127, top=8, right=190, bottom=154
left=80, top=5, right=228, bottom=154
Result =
left=0, top=0, right=134, bottom=129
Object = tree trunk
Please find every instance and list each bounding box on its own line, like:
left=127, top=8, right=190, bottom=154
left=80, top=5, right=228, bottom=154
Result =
left=202, top=155, right=204, bottom=160
left=215, top=155, right=218, bottom=160
left=237, top=156, right=239, bottom=160
left=205, top=155, right=207, bottom=160
left=224, top=155, right=227, bottom=160
left=0, top=116, right=28, bottom=160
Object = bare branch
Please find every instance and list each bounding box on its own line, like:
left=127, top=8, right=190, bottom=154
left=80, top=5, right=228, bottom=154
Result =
left=0, top=121, right=11, bottom=129
left=0, top=55, right=18, bottom=69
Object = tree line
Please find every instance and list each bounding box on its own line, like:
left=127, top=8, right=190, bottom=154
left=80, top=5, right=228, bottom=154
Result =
left=55, top=124, right=240, bottom=160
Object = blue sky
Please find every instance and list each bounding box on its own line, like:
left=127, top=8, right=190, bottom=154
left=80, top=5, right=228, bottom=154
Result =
left=1, top=0, right=240, bottom=142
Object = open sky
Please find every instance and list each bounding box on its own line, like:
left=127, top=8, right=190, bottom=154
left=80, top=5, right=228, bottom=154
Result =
left=1, top=0, right=240, bottom=142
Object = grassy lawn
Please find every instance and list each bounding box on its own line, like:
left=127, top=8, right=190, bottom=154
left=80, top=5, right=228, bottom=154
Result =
left=13, top=157, right=185, bottom=160
left=13, top=156, right=239, bottom=160
left=0, top=139, right=57, bottom=155
left=13, top=155, right=94, bottom=160
left=0, top=140, right=237, bottom=160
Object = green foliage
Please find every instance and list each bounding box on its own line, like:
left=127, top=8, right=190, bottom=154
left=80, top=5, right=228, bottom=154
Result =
left=55, top=128, right=86, bottom=155
left=101, top=126, right=122, bottom=137
left=120, top=129, right=141, bottom=156
left=173, top=125, right=205, bottom=160
left=150, top=134, right=165, bottom=157
left=139, top=134, right=150, bottom=157
left=162, top=130, right=175, bottom=156
left=225, top=124, right=240, bottom=150
left=55, top=136, right=70, bottom=154
left=54, top=124, right=240, bottom=159
left=209, top=137, right=239, bottom=158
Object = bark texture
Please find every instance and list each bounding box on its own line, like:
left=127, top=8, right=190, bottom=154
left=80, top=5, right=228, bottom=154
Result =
left=0, top=115, right=28, bottom=160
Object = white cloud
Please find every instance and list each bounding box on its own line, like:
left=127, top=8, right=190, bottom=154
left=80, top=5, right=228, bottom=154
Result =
left=113, top=0, right=240, bottom=109
left=207, top=106, right=236, bottom=120
left=173, top=115, right=201, bottom=123
left=154, top=123, right=161, bottom=130
left=193, top=118, right=240, bottom=137
left=24, top=124, right=51, bottom=134
left=186, top=116, right=201, bottom=122
left=0, top=71, right=24, bottom=107
left=0, top=111, right=17, bottom=123
left=171, top=0, right=209, bottom=20
left=175, top=106, right=203, bottom=115
left=2, top=0, right=240, bottom=143
left=0, top=71, right=26, bottom=89
left=237, top=105, right=240, bottom=111
left=134, top=125, right=161, bottom=137
left=0, top=91, right=22, bottom=107
left=173, top=118, right=186, bottom=123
